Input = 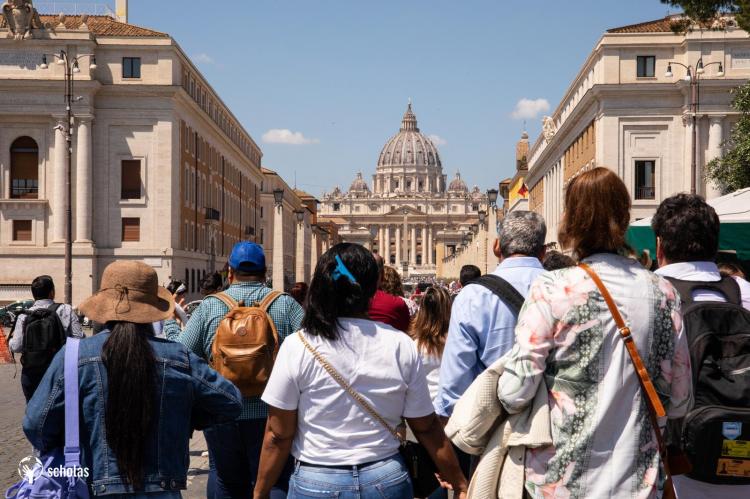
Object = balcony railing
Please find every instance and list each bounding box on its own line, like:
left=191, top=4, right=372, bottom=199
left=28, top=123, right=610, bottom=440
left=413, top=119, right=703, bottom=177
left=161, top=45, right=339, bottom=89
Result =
left=635, top=186, right=655, bottom=200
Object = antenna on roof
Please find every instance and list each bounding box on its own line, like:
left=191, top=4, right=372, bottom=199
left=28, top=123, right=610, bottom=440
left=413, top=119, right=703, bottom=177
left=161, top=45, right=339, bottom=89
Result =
left=294, top=171, right=297, bottom=189
left=523, top=120, right=527, bottom=132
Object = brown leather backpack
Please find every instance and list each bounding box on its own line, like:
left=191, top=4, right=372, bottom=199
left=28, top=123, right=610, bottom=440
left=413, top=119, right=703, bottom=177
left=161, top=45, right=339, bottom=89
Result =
left=209, top=291, right=283, bottom=397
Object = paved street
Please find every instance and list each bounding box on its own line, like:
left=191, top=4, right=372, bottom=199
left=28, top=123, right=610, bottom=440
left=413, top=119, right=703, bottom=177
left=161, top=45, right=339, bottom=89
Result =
left=0, top=364, right=210, bottom=498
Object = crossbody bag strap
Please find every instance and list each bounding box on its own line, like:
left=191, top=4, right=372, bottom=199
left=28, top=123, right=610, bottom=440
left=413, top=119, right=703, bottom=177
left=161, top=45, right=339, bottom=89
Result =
left=64, top=337, right=81, bottom=467
left=578, top=263, right=672, bottom=477
left=296, top=331, right=405, bottom=445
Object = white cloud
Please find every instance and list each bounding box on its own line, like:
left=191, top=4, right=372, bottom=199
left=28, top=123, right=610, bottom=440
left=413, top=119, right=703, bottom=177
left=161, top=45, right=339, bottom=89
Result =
left=262, top=129, right=320, bottom=145
left=428, top=134, right=447, bottom=146
left=511, top=98, right=550, bottom=120
left=193, top=53, right=215, bottom=65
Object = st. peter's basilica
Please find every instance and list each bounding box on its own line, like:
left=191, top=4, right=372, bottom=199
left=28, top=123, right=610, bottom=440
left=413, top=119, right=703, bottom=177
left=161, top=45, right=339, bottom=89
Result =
left=319, top=103, right=488, bottom=278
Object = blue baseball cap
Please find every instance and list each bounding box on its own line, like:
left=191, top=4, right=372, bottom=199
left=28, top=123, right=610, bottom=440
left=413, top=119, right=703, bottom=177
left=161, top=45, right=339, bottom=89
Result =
left=228, top=241, right=266, bottom=273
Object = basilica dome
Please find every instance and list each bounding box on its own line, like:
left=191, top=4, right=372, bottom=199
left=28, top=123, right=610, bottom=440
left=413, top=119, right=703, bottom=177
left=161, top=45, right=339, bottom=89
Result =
left=448, top=172, right=468, bottom=192
left=377, top=103, right=442, bottom=169
left=349, top=172, right=370, bottom=192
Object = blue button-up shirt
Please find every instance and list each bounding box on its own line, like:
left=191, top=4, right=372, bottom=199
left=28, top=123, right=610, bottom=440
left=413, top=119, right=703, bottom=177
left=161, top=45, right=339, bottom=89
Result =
left=435, top=256, right=544, bottom=417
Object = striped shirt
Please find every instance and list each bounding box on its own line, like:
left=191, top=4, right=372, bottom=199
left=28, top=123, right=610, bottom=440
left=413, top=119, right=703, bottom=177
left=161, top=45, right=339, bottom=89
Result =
left=164, top=282, right=304, bottom=419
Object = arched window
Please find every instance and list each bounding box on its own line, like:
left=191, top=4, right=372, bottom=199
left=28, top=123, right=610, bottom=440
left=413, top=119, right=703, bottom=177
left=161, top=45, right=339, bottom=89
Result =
left=10, top=136, right=38, bottom=199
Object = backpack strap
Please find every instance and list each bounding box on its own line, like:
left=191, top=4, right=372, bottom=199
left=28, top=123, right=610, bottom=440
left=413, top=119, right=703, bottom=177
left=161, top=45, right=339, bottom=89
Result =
left=468, top=275, right=525, bottom=315
left=64, top=338, right=81, bottom=467
left=211, top=292, right=239, bottom=311
left=258, top=291, right=283, bottom=312
left=665, top=276, right=742, bottom=306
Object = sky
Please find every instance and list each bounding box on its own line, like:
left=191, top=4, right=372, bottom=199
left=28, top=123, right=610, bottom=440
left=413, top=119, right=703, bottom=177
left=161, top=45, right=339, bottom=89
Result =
left=122, top=0, right=676, bottom=196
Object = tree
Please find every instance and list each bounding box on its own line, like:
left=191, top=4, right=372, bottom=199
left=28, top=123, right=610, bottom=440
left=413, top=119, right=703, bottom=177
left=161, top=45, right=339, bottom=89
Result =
left=706, top=82, right=750, bottom=194
left=661, top=1, right=750, bottom=32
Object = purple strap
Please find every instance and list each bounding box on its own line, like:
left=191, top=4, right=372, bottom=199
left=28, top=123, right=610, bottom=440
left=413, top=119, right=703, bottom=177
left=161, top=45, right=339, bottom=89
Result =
left=63, top=338, right=81, bottom=467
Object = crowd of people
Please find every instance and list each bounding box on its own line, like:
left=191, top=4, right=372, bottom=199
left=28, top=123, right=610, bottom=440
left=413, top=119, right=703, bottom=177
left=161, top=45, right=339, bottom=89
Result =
left=7, top=167, right=750, bottom=499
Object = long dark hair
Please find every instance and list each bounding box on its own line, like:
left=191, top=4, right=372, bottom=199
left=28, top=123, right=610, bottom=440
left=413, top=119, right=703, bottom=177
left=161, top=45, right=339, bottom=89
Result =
left=302, top=243, right=379, bottom=340
left=101, top=322, right=157, bottom=490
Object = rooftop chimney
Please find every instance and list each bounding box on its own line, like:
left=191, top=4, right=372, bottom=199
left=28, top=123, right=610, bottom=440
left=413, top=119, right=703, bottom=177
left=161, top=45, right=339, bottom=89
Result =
left=115, top=0, right=128, bottom=23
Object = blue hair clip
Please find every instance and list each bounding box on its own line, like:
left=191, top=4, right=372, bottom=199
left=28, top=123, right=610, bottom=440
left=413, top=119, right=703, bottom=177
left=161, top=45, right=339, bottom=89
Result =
left=332, top=255, right=357, bottom=284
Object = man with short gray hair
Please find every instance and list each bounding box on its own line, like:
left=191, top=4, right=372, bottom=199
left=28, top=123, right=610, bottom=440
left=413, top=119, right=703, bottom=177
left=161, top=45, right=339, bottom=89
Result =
left=435, top=210, right=546, bottom=418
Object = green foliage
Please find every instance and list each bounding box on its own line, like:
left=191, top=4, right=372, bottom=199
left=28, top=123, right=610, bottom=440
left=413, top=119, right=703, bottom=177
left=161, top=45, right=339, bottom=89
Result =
left=706, top=82, right=750, bottom=193
left=661, top=0, right=750, bottom=31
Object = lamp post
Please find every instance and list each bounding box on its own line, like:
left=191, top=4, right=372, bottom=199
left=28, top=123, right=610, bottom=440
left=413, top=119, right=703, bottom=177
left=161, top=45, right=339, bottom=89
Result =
left=486, top=188, right=499, bottom=274
left=665, top=58, right=724, bottom=195
left=272, top=188, right=285, bottom=291
left=40, top=51, right=96, bottom=305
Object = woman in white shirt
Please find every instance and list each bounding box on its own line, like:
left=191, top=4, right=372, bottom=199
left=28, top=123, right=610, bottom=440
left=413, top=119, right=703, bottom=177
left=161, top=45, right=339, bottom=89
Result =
left=409, top=286, right=452, bottom=403
left=255, top=243, right=467, bottom=499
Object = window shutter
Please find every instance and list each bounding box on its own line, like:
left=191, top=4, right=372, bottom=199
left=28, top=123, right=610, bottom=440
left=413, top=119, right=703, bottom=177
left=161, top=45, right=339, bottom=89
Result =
left=122, top=218, right=140, bottom=242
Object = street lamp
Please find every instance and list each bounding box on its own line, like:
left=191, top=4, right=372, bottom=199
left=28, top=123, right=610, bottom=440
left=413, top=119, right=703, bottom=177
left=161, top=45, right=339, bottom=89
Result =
left=487, top=188, right=499, bottom=207
left=665, top=58, right=724, bottom=194
left=273, top=188, right=284, bottom=206
left=294, top=209, right=305, bottom=225
left=478, top=210, right=487, bottom=227
left=40, top=50, right=96, bottom=305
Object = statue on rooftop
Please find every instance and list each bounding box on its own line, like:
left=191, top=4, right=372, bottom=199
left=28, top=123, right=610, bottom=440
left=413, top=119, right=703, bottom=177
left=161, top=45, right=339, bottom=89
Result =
left=2, top=0, right=44, bottom=40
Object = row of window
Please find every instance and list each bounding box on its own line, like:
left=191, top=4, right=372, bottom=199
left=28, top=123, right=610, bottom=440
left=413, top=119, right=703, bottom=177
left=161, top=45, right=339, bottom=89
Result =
left=181, top=70, right=260, bottom=166
left=331, top=203, right=471, bottom=213
left=9, top=217, right=141, bottom=243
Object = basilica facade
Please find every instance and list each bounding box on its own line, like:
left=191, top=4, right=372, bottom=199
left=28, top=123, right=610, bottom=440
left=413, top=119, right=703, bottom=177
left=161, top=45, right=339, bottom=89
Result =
left=319, top=104, right=488, bottom=278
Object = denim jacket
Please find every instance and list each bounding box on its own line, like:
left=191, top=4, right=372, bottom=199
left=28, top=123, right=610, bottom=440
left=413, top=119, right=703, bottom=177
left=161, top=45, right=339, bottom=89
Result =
left=23, top=331, right=243, bottom=496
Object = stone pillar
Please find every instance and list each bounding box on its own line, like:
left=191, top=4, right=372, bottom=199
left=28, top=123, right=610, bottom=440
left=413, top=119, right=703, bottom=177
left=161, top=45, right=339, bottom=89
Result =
left=426, top=225, right=433, bottom=265
left=309, top=230, right=318, bottom=282
left=75, top=117, right=93, bottom=243
left=272, top=204, right=284, bottom=291
left=53, top=119, right=67, bottom=243
left=395, top=226, right=401, bottom=266
left=410, top=226, right=417, bottom=265
left=384, top=225, right=391, bottom=263
left=706, top=116, right=725, bottom=199
left=295, top=217, right=305, bottom=283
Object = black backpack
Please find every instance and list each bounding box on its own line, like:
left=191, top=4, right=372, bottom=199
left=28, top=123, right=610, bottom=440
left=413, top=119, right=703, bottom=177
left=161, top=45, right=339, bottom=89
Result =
left=666, top=277, right=750, bottom=485
left=19, top=304, right=69, bottom=372
left=466, top=275, right=525, bottom=315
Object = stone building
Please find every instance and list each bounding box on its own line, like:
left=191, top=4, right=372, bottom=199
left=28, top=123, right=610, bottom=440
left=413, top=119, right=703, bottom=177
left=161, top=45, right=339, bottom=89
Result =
left=318, top=103, right=487, bottom=279
left=526, top=15, right=750, bottom=244
left=0, top=4, right=272, bottom=303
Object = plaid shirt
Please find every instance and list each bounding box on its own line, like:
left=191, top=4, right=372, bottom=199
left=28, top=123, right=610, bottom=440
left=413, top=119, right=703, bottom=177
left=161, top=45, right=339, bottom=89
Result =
left=164, top=282, right=304, bottom=419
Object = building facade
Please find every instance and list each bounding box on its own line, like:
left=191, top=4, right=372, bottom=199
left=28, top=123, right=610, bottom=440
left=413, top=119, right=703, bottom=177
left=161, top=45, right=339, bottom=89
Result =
left=318, top=103, right=487, bottom=279
left=526, top=15, right=750, bottom=243
left=0, top=6, right=277, bottom=303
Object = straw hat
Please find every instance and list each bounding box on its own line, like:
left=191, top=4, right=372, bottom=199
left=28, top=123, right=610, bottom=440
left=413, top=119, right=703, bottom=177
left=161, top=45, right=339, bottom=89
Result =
left=79, top=260, right=174, bottom=324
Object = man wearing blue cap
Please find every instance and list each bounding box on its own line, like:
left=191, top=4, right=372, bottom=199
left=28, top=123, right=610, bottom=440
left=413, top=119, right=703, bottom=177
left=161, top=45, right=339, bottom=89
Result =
left=165, top=241, right=304, bottom=499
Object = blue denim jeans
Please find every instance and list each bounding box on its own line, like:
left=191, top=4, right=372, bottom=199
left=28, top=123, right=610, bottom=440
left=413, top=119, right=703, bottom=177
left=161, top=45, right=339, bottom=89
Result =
left=288, top=455, right=412, bottom=499
left=204, top=419, right=293, bottom=499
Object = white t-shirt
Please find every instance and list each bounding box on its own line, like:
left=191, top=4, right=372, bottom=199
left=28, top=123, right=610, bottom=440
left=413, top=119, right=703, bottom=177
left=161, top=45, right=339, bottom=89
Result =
left=413, top=339, right=441, bottom=403
left=262, top=318, right=434, bottom=465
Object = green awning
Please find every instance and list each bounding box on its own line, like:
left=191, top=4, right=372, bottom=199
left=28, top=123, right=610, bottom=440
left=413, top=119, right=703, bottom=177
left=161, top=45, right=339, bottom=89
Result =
left=626, top=222, right=750, bottom=261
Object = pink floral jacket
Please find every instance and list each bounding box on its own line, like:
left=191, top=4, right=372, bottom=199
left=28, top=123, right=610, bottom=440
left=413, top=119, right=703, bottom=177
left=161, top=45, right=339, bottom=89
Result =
left=498, top=253, right=692, bottom=499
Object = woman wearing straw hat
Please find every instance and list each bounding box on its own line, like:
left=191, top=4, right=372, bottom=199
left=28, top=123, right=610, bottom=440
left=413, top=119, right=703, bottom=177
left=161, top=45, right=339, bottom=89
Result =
left=23, top=260, right=243, bottom=496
